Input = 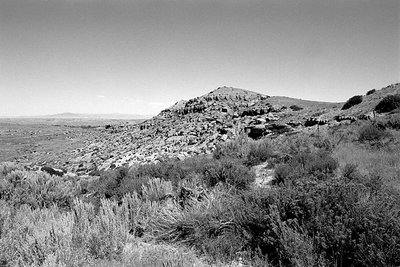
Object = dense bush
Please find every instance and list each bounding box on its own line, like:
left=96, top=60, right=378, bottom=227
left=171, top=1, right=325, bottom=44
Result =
left=150, top=172, right=400, bottom=266
left=0, top=168, right=80, bottom=209
left=273, top=150, right=338, bottom=184
left=358, top=124, right=391, bottom=143
left=289, top=105, right=303, bottom=111
left=1, top=129, right=400, bottom=266
left=245, top=140, right=274, bottom=166
left=375, top=94, right=400, bottom=113
left=385, top=115, right=400, bottom=130
left=366, top=89, right=376, bottom=95
left=276, top=178, right=400, bottom=267
left=213, top=134, right=249, bottom=161
left=342, top=95, right=363, bottom=110
left=202, top=158, right=255, bottom=190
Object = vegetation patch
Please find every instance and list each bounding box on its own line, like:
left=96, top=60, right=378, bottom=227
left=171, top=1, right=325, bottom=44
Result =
left=1, top=122, right=400, bottom=266
left=342, top=95, right=363, bottom=110
left=375, top=94, right=400, bottom=113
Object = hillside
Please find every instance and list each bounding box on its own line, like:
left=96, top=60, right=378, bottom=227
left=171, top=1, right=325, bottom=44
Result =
left=70, top=86, right=340, bottom=172
left=10, top=83, right=400, bottom=175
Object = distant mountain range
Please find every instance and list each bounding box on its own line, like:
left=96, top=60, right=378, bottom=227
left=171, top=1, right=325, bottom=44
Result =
left=3, top=113, right=153, bottom=120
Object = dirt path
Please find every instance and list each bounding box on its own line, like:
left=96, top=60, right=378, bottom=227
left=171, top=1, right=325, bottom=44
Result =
left=252, top=161, right=275, bottom=187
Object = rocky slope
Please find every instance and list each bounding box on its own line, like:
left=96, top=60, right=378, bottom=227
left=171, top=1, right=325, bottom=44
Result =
left=68, top=86, right=342, bottom=173
left=19, top=83, right=400, bottom=175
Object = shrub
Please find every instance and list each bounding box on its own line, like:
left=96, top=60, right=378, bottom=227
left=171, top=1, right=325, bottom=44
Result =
left=366, top=89, right=376, bottom=95
left=97, top=167, right=129, bottom=198
left=289, top=105, right=303, bottom=111
left=358, top=124, right=391, bottom=143
left=141, top=178, right=174, bottom=202
left=0, top=205, right=94, bottom=267
left=0, top=162, right=23, bottom=176
left=342, top=95, right=363, bottom=110
left=342, top=163, right=361, bottom=181
left=245, top=140, right=274, bottom=166
left=306, top=151, right=338, bottom=178
left=202, top=158, right=255, bottom=190
left=117, top=242, right=205, bottom=267
left=273, top=164, right=297, bottom=185
left=375, top=94, right=400, bottom=113
left=213, top=134, right=249, bottom=161
left=0, top=169, right=80, bottom=209
left=276, top=179, right=400, bottom=267
left=135, top=160, right=188, bottom=186
left=117, top=174, right=152, bottom=197
left=385, top=115, right=400, bottom=130
left=274, top=150, right=338, bottom=184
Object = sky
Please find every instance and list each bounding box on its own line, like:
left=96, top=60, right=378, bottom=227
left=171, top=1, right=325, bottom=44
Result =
left=0, top=0, right=399, bottom=116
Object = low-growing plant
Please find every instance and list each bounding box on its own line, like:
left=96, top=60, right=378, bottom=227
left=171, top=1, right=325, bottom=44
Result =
left=117, top=174, right=152, bottom=197
left=273, top=149, right=338, bottom=184
left=245, top=140, right=274, bottom=166
left=141, top=178, right=174, bottom=202
left=366, top=89, right=376, bottom=95
left=342, top=163, right=361, bottom=181
left=213, top=134, right=249, bottom=161
left=385, top=114, right=400, bottom=130
left=202, top=158, right=255, bottom=190
left=135, top=160, right=188, bottom=186
left=358, top=124, right=391, bottom=143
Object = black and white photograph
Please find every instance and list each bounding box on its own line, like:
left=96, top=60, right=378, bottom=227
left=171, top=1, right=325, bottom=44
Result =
left=0, top=0, right=399, bottom=266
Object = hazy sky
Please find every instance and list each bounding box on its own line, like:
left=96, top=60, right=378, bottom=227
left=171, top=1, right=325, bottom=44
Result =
left=0, top=0, right=399, bottom=116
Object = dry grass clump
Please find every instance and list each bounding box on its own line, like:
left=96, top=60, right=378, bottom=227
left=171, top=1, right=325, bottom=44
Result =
left=0, top=204, right=93, bottom=267
left=334, top=140, right=400, bottom=190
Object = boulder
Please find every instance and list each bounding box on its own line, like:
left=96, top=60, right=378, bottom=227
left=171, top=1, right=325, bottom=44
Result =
left=41, top=166, right=65, bottom=177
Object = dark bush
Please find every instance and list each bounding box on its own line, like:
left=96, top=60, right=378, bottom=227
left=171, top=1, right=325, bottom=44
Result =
left=117, top=174, right=152, bottom=197
left=289, top=105, right=303, bottom=111
left=342, top=95, right=363, bottom=110
left=375, top=94, right=400, bottom=113
left=385, top=115, right=400, bottom=130
left=97, top=167, right=129, bottom=198
left=366, top=89, right=376, bottom=95
left=358, top=124, right=391, bottom=143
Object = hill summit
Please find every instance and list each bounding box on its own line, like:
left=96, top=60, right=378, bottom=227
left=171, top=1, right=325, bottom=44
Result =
left=204, top=86, right=267, bottom=99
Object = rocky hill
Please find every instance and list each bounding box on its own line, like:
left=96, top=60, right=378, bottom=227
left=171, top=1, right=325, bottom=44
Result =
left=67, top=86, right=343, bottom=173
left=19, top=83, right=399, bottom=175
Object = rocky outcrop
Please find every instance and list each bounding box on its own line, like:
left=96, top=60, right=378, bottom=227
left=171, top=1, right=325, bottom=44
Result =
left=41, top=166, right=66, bottom=176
